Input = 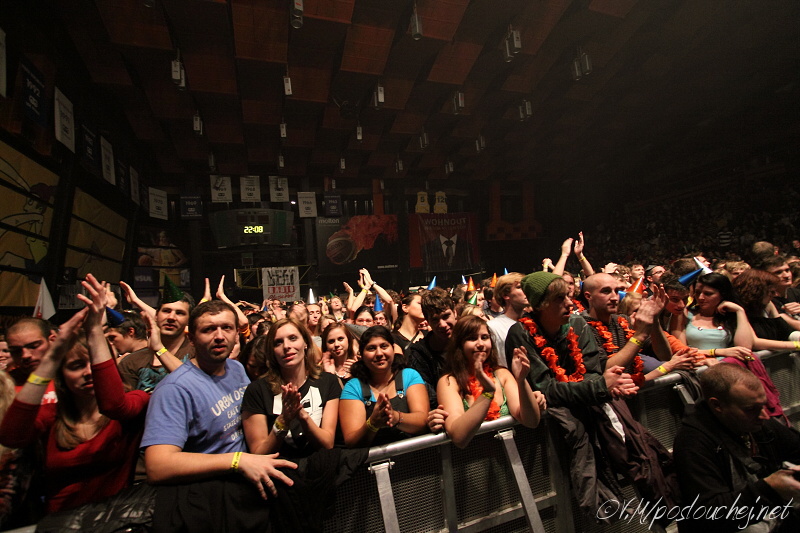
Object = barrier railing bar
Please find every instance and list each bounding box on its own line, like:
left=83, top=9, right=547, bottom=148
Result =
left=495, top=428, right=547, bottom=533
left=439, top=445, right=460, bottom=531
left=368, top=459, right=400, bottom=533
left=367, top=416, right=517, bottom=462
left=457, top=504, right=524, bottom=533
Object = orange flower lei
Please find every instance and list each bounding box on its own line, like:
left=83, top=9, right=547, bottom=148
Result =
left=572, top=300, right=585, bottom=313
left=585, top=316, right=645, bottom=386
left=467, top=365, right=501, bottom=420
left=519, top=317, right=586, bottom=382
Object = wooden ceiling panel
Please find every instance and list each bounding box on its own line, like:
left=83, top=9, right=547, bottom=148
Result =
left=589, top=0, right=639, bottom=18
left=184, top=53, right=238, bottom=94
left=94, top=0, right=172, bottom=49
left=416, top=0, right=470, bottom=42
left=286, top=66, right=332, bottom=103
left=341, top=24, right=394, bottom=75
left=305, top=0, right=355, bottom=23
left=231, top=0, right=288, bottom=63
left=427, top=41, right=483, bottom=85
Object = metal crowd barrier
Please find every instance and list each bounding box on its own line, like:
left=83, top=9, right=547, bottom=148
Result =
left=5, top=351, right=797, bottom=533
left=322, top=349, right=800, bottom=533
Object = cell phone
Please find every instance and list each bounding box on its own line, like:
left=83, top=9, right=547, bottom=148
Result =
left=782, top=461, right=800, bottom=480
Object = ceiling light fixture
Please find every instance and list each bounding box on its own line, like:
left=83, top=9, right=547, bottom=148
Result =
left=193, top=112, right=203, bottom=136
left=419, top=129, right=429, bottom=149
left=280, top=118, right=287, bottom=139
left=356, top=121, right=363, bottom=142
left=283, top=67, right=293, bottom=96
left=452, top=90, right=465, bottom=115
left=395, top=155, right=404, bottom=173
left=208, top=151, right=216, bottom=172
left=339, top=156, right=346, bottom=172
left=372, top=83, right=385, bottom=109
left=278, top=153, right=285, bottom=169
left=509, top=27, right=522, bottom=55
left=411, top=2, right=423, bottom=40
left=290, top=0, right=303, bottom=29
left=171, top=49, right=182, bottom=84
left=572, top=46, right=592, bottom=80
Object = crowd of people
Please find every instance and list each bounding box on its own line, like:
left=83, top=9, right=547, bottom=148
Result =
left=1, top=232, right=800, bottom=532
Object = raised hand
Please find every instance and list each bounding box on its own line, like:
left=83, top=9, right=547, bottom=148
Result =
left=280, top=383, right=304, bottom=423
left=474, top=359, right=496, bottom=393
left=77, top=273, right=108, bottom=329
left=511, top=346, right=531, bottom=382
left=573, top=231, right=585, bottom=257
left=560, top=238, right=574, bottom=256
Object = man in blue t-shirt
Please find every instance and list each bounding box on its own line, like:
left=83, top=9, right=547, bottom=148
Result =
left=141, top=301, right=296, bottom=499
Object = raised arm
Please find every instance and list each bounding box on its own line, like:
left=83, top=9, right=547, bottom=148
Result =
left=120, top=281, right=156, bottom=316
left=362, top=269, right=398, bottom=324
left=571, top=231, right=595, bottom=276
left=551, top=238, right=573, bottom=276
left=217, top=276, right=250, bottom=338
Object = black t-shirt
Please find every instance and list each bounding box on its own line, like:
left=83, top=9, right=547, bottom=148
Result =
left=241, top=372, right=341, bottom=458
left=748, top=316, right=795, bottom=341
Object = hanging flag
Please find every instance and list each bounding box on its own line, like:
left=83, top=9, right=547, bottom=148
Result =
left=33, top=279, right=56, bottom=319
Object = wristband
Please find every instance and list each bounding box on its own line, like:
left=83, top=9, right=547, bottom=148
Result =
left=199, top=298, right=209, bottom=304
left=656, top=365, right=668, bottom=375
left=629, top=337, right=644, bottom=348
left=155, top=347, right=168, bottom=357
left=793, top=341, right=800, bottom=351
left=231, top=451, right=242, bottom=471
left=481, top=391, right=495, bottom=400
left=366, top=418, right=380, bottom=432
left=709, top=349, right=716, bottom=356
left=360, top=288, right=368, bottom=295
left=578, top=255, right=586, bottom=262
left=26, top=373, right=52, bottom=386
left=273, top=417, right=287, bottom=432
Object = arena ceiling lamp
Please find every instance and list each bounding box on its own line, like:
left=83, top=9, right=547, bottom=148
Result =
left=290, top=0, right=303, bottom=29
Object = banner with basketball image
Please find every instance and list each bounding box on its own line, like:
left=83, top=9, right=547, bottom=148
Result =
left=316, top=215, right=399, bottom=274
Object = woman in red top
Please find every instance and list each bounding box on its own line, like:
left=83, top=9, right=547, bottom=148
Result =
left=0, top=274, right=149, bottom=513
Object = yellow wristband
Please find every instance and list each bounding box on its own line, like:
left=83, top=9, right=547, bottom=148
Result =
left=273, top=417, right=286, bottom=432
left=629, top=337, right=644, bottom=348
left=199, top=298, right=209, bottom=304
left=709, top=349, right=716, bottom=356
left=482, top=391, right=495, bottom=400
left=231, top=451, right=242, bottom=471
left=366, top=418, right=380, bottom=432
left=793, top=341, right=800, bottom=351
left=26, top=373, right=52, bottom=386
left=155, top=347, right=168, bottom=357
left=578, top=255, right=586, bottom=262
left=656, top=365, right=668, bottom=375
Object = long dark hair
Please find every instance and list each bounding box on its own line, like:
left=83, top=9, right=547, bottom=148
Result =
left=689, top=273, right=740, bottom=336
left=443, top=316, right=499, bottom=398
left=321, top=322, right=358, bottom=361
left=349, top=326, right=404, bottom=383
left=262, top=318, right=321, bottom=394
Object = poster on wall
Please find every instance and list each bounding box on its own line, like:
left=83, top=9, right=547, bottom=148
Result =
left=269, top=176, right=289, bottom=202
left=100, top=136, right=115, bottom=184
left=0, top=140, right=59, bottom=306
left=262, top=266, right=300, bottom=302
left=409, top=213, right=480, bottom=272
left=20, top=57, right=46, bottom=126
left=297, top=191, right=317, bottom=218
left=136, top=226, right=191, bottom=291
left=315, top=215, right=398, bottom=274
left=240, top=175, right=260, bottom=202
left=0, top=28, right=6, bottom=98
left=149, top=187, right=168, bottom=220
left=130, top=166, right=140, bottom=204
left=210, top=175, right=233, bottom=202
left=54, top=87, right=75, bottom=152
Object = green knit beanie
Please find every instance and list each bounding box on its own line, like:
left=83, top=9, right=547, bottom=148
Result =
left=520, top=272, right=561, bottom=308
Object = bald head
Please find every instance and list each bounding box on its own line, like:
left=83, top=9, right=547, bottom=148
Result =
left=583, top=274, right=621, bottom=319
left=700, top=363, right=763, bottom=404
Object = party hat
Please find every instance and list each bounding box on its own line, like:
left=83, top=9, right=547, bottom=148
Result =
left=106, top=307, right=126, bottom=327
left=307, top=288, right=317, bottom=304
left=504, top=267, right=509, bottom=275
left=617, top=290, right=627, bottom=302
left=461, top=275, right=467, bottom=285
left=628, top=278, right=645, bottom=294
left=373, top=297, right=384, bottom=312
left=490, top=273, right=497, bottom=287
left=679, top=268, right=704, bottom=286
left=467, top=277, right=475, bottom=291
left=694, top=257, right=713, bottom=274
left=162, top=276, right=185, bottom=304
left=467, top=292, right=478, bottom=305
left=427, top=276, right=437, bottom=290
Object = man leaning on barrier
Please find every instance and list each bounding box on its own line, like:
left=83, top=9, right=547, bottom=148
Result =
left=674, top=363, right=800, bottom=533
